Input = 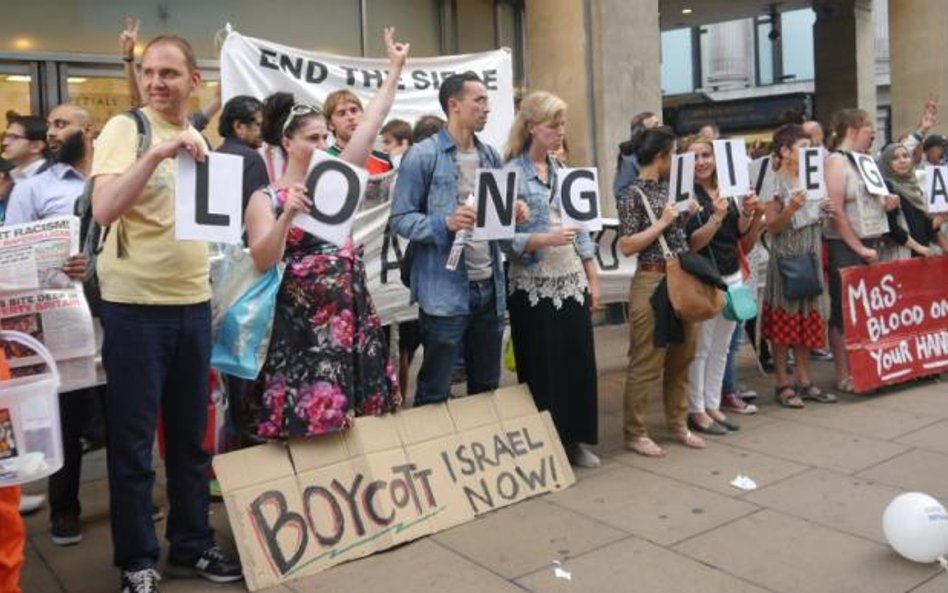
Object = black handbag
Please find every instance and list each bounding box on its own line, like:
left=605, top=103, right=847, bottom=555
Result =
left=777, top=254, right=823, bottom=300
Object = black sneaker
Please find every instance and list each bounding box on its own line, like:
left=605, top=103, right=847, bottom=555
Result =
left=120, top=568, right=160, bottom=593
left=49, top=513, right=82, bottom=546
left=167, top=546, right=242, bottom=583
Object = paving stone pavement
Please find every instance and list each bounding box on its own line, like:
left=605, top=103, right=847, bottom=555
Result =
left=18, top=323, right=948, bottom=593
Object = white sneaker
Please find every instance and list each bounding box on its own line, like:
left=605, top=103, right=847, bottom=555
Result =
left=19, top=494, right=45, bottom=515
left=566, top=444, right=601, bottom=468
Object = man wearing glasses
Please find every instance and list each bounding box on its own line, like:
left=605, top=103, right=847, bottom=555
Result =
left=215, top=95, right=269, bottom=212
left=3, top=115, right=48, bottom=181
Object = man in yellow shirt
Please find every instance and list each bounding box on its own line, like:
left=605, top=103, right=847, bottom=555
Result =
left=90, top=34, right=241, bottom=593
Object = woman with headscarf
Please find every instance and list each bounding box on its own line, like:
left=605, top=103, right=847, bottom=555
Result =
left=878, top=142, right=948, bottom=255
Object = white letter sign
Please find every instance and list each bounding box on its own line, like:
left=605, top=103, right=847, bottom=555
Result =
left=925, top=165, right=948, bottom=214
left=471, top=169, right=519, bottom=241
left=713, top=139, right=750, bottom=198
left=851, top=152, right=889, bottom=197
left=668, top=152, right=695, bottom=213
left=556, top=167, right=602, bottom=231
left=175, top=152, right=243, bottom=244
left=799, top=147, right=826, bottom=201
left=293, top=151, right=368, bottom=247
left=749, top=155, right=776, bottom=202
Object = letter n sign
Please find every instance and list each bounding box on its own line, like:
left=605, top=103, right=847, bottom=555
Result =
left=293, top=151, right=368, bottom=247
left=472, top=169, right=519, bottom=241
left=924, top=165, right=948, bottom=213
left=556, top=168, right=602, bottom=231
left=174, top=152, right=243, bottom=244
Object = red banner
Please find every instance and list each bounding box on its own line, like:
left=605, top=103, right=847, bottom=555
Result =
left=841, top=256, right=948, bottom=392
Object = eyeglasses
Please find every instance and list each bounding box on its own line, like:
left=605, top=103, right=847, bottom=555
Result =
left=282, top=103, right=322, bottom=136
left=2, top=133, right=25, bottom=142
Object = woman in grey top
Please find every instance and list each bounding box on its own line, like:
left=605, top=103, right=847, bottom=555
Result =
left=761, top=124, right=836, bottom=408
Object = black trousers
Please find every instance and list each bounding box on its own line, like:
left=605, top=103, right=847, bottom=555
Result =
left=47, top=386, right=104, bottom=519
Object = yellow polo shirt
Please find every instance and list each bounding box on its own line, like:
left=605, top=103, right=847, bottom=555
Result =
left=91, top=107, right=210, bottom=305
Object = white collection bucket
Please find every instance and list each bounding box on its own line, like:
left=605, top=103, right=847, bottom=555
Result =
left=0, top=330, right=62, bottom=486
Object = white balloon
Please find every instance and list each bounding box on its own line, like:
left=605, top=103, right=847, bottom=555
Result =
left=882, top=492, right=948, bottom=563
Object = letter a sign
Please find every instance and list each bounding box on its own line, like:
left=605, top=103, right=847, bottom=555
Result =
left=294, top=151, right=368, bottom=247
left=175, top=152, right=243, bottom=244
left=925, top=165, right=948, bottom=214
left=472, top=169, right=519, bottom=241
left=556, top=168, right=602, bottom=231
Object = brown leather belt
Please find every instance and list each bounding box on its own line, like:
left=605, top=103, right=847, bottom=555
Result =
left=639, top=261, right=667, bottom=273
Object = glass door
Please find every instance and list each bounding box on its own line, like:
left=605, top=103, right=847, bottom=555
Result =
left=0, top=61, right=41, bottom=123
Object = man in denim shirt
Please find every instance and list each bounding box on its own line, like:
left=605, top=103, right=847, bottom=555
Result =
left=391, top=72, right=526, bottom=406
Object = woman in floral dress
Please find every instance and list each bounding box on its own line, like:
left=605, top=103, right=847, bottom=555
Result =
left=243, top=28, right=408, bottom=438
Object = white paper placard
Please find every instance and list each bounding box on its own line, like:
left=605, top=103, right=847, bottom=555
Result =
left=749, top=155, right=776, bottom=202
left=925, top=164, right=948, bottom=214
left=175, top=152, right=243, bottom=244
left=556, top=167, right=602, bottom=231
left=293, top=151, right=368, bottom=247
left=850, top=152, right=889, bottom=197
left=668, top=152, right=695, bottom=213
left=713, top=139, right=750, bottom=198
left=799, top=147, right=826, bottom=201
left=471, top=168, right=518, bottom=241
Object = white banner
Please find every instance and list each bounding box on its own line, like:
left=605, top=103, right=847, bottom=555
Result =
left=220, top=31, right=516, bottom=148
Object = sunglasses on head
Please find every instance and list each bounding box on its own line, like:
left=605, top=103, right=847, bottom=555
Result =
left=282, top=103, right=323, bottom=136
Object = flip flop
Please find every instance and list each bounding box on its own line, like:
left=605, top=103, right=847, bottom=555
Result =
left=776, top=385, right=805, bottom=409
left=626, top=437, right=666, bottom=458
left=674, top=430, right=706, bottom=450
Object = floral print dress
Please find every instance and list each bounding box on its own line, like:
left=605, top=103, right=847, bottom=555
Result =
left=255, top=186, right=399, bottom=438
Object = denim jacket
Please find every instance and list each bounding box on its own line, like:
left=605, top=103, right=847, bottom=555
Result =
left=390, top=129, right=506, bottom=317
left=502, top=152, right=596, bottom=266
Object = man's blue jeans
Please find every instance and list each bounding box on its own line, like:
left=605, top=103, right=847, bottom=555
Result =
left=414, top=279, right=503, bottom=406
left=100, top=301, right=215, bottom=570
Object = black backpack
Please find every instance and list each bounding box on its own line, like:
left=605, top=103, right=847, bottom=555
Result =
left=75, top=109, right=151, bottom=316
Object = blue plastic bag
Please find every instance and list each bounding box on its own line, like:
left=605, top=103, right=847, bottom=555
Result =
left=211, top=263, right=283, bottom=380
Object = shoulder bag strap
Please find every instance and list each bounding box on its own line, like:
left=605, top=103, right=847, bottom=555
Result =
left=633, top=186, right=675, bottom=260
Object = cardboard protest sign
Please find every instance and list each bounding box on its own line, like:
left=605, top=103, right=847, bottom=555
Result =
left=669, top=152, right=695, bottom=213
left=925, top=165, right=948, bottom=214
left=713, top=139, right=750, bottom=198
left=799, top=147, right=825, bottom=201
left=213, top=385, right=575, bottom=591
left=841, top=256, right=948, bottom=392
left=850, top=152, right=889, bottom=197
left=556, top=168, right=602, bottom=231
left=471, top=169, right=519, bottom=241
left=293, top=151, right=368, bottom=247
left=175, top=153, right=243, bottom=244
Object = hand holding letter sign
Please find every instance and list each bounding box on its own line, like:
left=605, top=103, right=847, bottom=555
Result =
left=851, top=152, right=889, bottom=197
left=799, top=147, right=826, bottom=201
left=471, top=169, right=519, bottom=241
left=713, top=139, right=750, bottom=199
left=175, top=152, right=243, bottom=244
left=668, top=153, right=695, bottom=213
left=925, top=165, right=948, bottom=214
left=293, top=151, right=368, bottom=247
left=556, top=167, right=602, bottom=231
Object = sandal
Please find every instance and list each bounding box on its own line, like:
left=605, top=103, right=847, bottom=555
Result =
left=798, top=384, right=838, bottom=403
left=626, top=437, right=666, bottom=458
left=674, top=430, right=706, bottom=450
left=833, top=377, right=856, bottom=394
left=775, top=385, right=805, bottom=409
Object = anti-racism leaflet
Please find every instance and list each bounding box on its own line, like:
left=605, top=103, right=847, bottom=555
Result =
left=841, top=256, right=948, bottom=392
left=0, top=216, right=97, bottom=391
left=213, top=385, right=575, bottom=591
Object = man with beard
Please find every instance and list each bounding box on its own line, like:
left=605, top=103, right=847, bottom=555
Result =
left=3, top=104, right=96, bottom=547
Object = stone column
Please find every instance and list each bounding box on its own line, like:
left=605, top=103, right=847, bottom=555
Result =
left=525, top=0, right=661, bottom=215
left=888, top=0, right=948, bottom=138
left=706, top=20, right=754, bottom=91
left=812, top=0, right=876, bottom=128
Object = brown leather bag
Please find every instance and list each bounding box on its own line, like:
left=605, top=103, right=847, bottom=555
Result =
left=634, top=188, right=725, bottom=323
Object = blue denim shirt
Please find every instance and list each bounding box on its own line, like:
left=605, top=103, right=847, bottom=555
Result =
left=390, top=129, right=506, bottom=317
left=613, top=153, right=640, bottom=205
left=502, top=152, right=595, bottom=266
